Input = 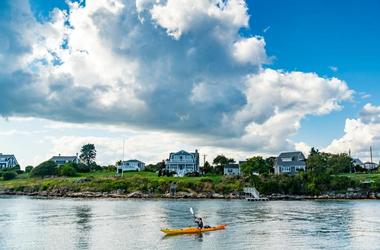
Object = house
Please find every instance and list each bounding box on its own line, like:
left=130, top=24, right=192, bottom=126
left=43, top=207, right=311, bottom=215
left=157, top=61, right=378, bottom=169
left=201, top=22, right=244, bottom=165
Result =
left=363, top=161, right=378, bottom=170
left=50, top=154, right=80, bottom=166
left=353, top=158, right=364, bottom=168
left=274, top=151, right=306, bottom=175
left=165, top=150, right=199, bottom=176
left=116, top=160, right=145, bottom=173
left=224, top=163, right=240, bottom=176
left=0, top=153, right=18, bottom=169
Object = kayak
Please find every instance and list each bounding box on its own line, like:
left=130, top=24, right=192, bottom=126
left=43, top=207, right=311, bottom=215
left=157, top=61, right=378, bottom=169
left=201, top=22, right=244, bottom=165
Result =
left=161, top=224, right=227, bottom=235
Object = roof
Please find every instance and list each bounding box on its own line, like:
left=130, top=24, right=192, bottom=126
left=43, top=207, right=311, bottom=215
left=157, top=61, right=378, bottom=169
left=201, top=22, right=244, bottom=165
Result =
left=353, top=158, right=363, bottom=165
left=169, top=150, right=198, bottom=158
left=224, top=164, right=239, bottom=169
left=0, top=154, right=16, bottom=158
left=51, top=155, right=78, bottom=161
left=276, top=151, right=306, bottom=167
left=123, top=159, right=144, bottom=164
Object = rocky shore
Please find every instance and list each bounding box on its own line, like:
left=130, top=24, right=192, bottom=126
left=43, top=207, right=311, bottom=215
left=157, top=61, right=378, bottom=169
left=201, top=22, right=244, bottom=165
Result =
left=1, top=189, right=380, bottom=200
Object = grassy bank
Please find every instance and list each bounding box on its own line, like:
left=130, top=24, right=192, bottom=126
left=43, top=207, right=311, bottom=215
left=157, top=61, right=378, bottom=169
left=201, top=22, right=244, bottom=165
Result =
left=0, top=171, right=243, bottom=195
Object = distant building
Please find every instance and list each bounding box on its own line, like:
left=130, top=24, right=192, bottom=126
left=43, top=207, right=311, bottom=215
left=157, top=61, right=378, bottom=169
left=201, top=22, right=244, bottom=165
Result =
left=224, top=163, right=240, bottom=176
left=274, top=151, right=306, bottom=175
left=117, top=160, right=145, bottom=173
left=352, top=158, right=364, bottom=168
left=50, top=154, right=80, bottom=166
left=165, top=150, right=199, bottom=177
left=363, top=162, right=378, bottom=170
left=0, top=153, right=18, bottom=169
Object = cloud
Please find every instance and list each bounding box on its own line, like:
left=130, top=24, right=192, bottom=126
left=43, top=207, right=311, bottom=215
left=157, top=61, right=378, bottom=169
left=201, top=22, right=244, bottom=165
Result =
left=0, top=0, right=353, bottom=155
left=329, top=66, right=338, bottom=72
left=325, top=103, right=380, bottom=161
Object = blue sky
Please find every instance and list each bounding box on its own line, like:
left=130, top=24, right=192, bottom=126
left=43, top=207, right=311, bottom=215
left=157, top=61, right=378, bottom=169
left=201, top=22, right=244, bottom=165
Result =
left=1, top=0, right=380, bottom=166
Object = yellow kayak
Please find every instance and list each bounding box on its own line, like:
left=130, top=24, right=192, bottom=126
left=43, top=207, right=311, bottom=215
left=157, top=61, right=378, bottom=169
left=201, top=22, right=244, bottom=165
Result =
left=161, top=224, right=226, bottom=235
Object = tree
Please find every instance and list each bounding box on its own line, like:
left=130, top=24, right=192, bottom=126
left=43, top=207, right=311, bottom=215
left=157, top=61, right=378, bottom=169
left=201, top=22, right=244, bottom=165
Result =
left=213, top=155, right=234, bottom=174
left=58, top=163, right=77, bottom=177
left=80, top=144, right=96, bottom=166
left=202, top=161, right=212, bottom=174
left=241, top=156, right=269, bottom=177
left=25, top=166, right=34, bottom=173
left=30, top=161, right=58, bottom=177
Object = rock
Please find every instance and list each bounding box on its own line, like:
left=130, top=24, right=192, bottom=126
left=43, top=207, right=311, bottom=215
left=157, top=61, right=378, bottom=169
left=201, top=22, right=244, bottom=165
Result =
left=127, top=191, right=144, bottom=198
left=211, top=193, right=224, bottom=199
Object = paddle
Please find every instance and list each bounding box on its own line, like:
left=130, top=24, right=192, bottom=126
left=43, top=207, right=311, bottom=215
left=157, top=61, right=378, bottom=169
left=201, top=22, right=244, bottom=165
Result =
left=190, top=207, right=196, bottom=218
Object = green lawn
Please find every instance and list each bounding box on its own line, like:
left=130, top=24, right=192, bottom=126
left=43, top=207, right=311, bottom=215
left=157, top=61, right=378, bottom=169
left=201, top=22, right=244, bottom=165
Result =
left=337, top=172, right=380, bottom=182
left=0, top=171, right=225, bottom=192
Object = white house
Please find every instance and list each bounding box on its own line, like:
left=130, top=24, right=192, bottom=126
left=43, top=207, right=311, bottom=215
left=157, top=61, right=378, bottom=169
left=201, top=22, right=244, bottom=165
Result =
left=165, top=150, right=199, bottom=176
left=363, top=161, right=378, bottom=170
left=117, top=160, right=145, bottom=173
left=50, top=154, right=80, bottom=166
left=224, top=163, right=240, bottom=176
left=274, top=151, right=306, bottom=175
left=0, top=153, right=18, bottom=169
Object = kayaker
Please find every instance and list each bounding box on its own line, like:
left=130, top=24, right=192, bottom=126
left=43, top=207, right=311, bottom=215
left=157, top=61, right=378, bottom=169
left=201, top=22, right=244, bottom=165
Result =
left=194, top=217, right=203, bottom=229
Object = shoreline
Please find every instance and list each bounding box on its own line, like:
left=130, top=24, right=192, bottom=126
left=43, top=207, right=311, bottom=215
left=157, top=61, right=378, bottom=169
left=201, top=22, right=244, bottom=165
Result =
left=1, top=190, right=380, bottom=200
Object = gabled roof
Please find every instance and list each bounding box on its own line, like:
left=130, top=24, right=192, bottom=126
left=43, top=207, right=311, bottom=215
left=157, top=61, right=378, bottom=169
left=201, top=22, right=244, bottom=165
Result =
left=276, top=151, right=306, bottom=166
left=0, top=154, right=16, bottom=158
left=51, top=155, right=78, bottom=161
left=224, top=163, right=239, bottom=169
left=123, top=159, right=144, bottom=164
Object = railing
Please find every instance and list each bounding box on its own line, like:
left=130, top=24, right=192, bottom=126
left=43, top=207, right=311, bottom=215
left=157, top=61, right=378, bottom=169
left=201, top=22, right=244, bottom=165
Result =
left=243, top=187, right=261, bottom=199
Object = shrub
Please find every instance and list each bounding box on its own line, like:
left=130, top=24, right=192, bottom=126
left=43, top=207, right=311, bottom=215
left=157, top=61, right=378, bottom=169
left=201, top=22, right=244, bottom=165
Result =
left=74, top=163, right=91, bottom=173
left=58, top=164, right=78, bottom=177
left=30, top=161, right=58, bottom=178
left=3, top=172, right=17, bottom=180
left=185, top=172, right=200, bottom=177
left=25, top=166, right=34, bottom=173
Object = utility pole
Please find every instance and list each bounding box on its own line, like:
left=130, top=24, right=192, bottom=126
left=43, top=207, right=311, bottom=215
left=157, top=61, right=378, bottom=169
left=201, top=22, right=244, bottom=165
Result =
left=203, top=154, right=207, bottom=166
left=122, top=139, right=125, bottom=177
left=370, top=146, right=373, bottom=163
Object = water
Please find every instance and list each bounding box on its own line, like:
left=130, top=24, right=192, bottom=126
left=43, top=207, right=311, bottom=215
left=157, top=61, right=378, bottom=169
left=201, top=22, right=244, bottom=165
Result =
left=0, top=196, right=379, bottom=250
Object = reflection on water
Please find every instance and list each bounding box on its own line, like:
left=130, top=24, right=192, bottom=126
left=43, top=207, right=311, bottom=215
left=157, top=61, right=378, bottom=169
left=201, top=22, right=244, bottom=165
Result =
left=0, top=196, right=379, bottom=250
left=75, top=206, right=92, bottom=249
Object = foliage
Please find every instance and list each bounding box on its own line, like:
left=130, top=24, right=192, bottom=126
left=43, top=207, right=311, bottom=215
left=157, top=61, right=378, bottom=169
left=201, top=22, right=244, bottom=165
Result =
left=3, top=172, right=17, bottom=181
left=80, top=144, right=97, bottom=166
left=30, top=161, right=58, bottom=178
left=145, top=161, right=164, bottom=172
left=75, top=163, right=92, bottom=173
left=202, top=161, right=212, bottom=174
left=185, top=172, right=200, bottom=177
left=58, top=164, right=77, bottom=177
left=241, top=156, right=270, bottom=177
left=213, top=155, right=234, bottom=174
left=25, top=166, right=34, bottom=173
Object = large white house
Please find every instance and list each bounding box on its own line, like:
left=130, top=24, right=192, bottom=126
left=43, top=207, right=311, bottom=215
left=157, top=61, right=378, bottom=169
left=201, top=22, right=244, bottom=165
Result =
left=165, top=150, right=199, bottom=176
left=117, top=160, right=145, bottom=173
left=0, top=153, right=18, bottom=169
left=274, top=151, right=306, bottom=175
left=50, top=154, right=80, bottom=166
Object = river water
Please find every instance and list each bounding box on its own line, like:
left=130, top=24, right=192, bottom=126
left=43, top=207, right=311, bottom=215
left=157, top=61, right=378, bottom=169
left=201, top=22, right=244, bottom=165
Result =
left=0, top=196, right=379, bottom=250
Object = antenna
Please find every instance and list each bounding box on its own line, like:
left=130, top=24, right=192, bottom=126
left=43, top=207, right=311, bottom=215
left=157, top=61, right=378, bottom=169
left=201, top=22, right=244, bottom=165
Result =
left=203, top=154, right=207, bottom=166
left=122, top=139, right=125, bottom=177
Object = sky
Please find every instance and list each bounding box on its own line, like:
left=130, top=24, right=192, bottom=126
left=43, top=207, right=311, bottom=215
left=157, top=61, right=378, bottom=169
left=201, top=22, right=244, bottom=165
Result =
left=1, top=0, right=380, bottom=168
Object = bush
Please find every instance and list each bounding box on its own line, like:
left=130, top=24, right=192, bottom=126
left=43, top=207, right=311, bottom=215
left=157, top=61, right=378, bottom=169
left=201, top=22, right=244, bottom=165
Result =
left=185, top=172, right=200, bottom=177
left=30, top=161, right=58, bottom=178
left=25, top=166, right=34, bottom=173
left=3, top=172, right=17, bottom=180
left=74, top=163, right=91, bottom=173
left=58, top=164, right=77, bottom=177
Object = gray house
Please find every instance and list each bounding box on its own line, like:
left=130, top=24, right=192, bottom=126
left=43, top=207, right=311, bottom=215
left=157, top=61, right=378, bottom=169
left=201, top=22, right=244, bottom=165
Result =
left=50, top=154, right=80, bottom=166
left=0, top=153, right=18, bottom=169
left=224, top=163, right=240, bottom=176
left=274, top=151, right=306, bottom=175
